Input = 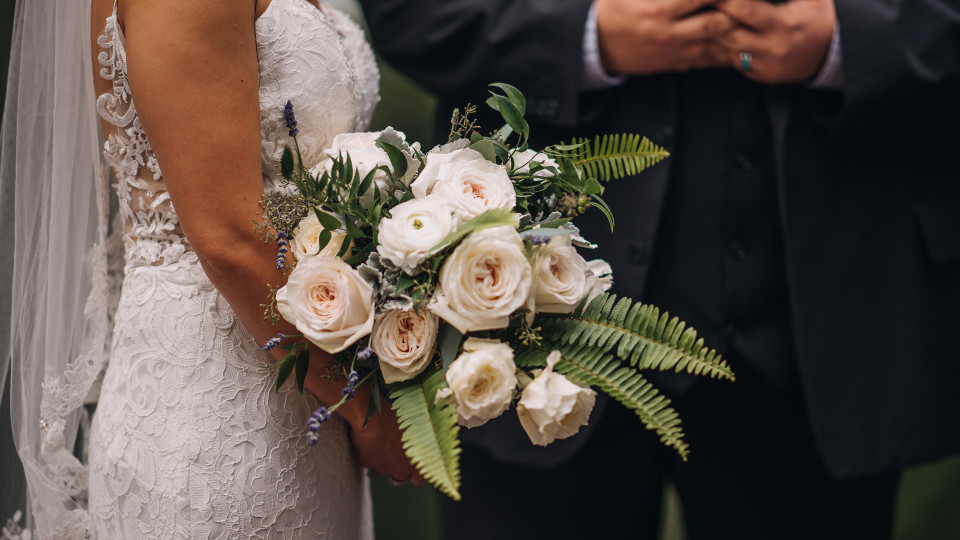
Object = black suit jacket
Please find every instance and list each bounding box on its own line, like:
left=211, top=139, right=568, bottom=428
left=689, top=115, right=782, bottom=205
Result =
left=361, top=0, right=960, bottom=477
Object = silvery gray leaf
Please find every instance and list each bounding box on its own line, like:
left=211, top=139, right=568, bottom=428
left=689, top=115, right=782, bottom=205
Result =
left=560, top=220, right=597, bottom=249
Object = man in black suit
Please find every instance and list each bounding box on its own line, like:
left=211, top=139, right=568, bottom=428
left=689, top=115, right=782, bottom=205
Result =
left=360, top=0, right=960, bottom=537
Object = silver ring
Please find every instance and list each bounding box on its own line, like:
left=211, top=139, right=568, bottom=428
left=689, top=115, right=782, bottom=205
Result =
left=739, top=51, right=753, bottom=72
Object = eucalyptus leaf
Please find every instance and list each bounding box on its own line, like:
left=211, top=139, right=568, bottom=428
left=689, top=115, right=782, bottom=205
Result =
left=276, top=353, right=296, bottom=392
left=377, top=140, right=409, bottom=178
left=438, top=324, right=463, bottom=370
left=429, top=208, right=519, bottom=255
left=313, top=208, right=342, bottom=231
left=470, top=139, right=497, bottom=163
left=489, top=82, right=527, bottom=114
left=316, top=229, right=332, bottom=254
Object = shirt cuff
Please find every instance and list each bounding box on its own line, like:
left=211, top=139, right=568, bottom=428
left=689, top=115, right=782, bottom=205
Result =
left=809, top=24, right=844, bottom=90
left=581, top=2, right=626, bottom=92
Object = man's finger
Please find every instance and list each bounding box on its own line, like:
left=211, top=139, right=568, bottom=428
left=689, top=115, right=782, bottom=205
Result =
left=714, top=26, right=765, bottom=54
left=666, top=0, right=722, bottom=19
left=673, top=10, right=737, bottom=43
left=714, top=0, right=780, bottom=30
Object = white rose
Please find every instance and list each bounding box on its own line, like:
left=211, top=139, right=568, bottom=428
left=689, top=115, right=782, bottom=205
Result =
left=370, top=309, right=439, bottom=384
left=275, top=255, right=375, bottom=353
left=528, top=234, right=589, bottom=314
left=376, top=196, right=458, bottom=275
left=440, top=338, right=517, bottom=428
left=411, top=148, right=516, bottom=222
left=311, top=130, right=409, bottom=208
left=511, top=149, right=559, bottom=178
left=584, top=259, right=614, bottom=305
left=289, top=210, right=350, bottom=261
left=429, top=226, right=532, bottom=333
left=517, top=351, right=597, bottom=446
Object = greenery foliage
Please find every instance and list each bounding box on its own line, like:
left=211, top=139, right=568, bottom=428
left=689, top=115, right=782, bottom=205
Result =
left=390, top=372, right=462, bottom=500
left=547, top=134, right=670, bottom=182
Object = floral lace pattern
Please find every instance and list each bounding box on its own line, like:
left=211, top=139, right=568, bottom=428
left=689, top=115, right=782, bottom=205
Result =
left=84, top=0, right=378, bottom=537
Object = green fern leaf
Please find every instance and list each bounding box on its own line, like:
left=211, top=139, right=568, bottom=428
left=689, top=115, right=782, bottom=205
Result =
left=390, top=371, right=462, bottom=500
left=537, top=294, right=735, bottom=381
left=548, top=134, right=669, bottom=182
left=514, top=344, right=689, bottom=460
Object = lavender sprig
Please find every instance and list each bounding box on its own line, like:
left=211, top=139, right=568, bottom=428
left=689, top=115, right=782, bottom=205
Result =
left=283, top=100, right=299, bottom=137
left=276, top=231, right=289, bottom=270
left=525, top=234, right=552, bottom=246
left=261, top=333, right=286, bottom=352
left=306, top=406, right=331, bottom=446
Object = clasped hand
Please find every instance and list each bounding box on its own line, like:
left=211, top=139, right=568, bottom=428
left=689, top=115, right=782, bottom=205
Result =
left=596, top=0, right=836, bottom=84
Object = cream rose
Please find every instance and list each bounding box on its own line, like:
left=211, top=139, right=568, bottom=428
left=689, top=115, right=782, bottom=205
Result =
left=528, top=234, right=589, bottom=314
left=517, top=351, right=597, bottom=446
left=370, top=309, right=439, bottom=384
left=584, top=259, right=614, bottom=305
left=429, top=226, right=532, bottom=333
left=275, top=255, right=375, bottom=353
left=376, top=196, right=458, bottom=275
left=410, top=148, right=516, bottom=222
left=440, top=338, right=518, bottom=428
left=511, top=149, right=559, bottom=178
left=290, top=210, right=350, bottom=261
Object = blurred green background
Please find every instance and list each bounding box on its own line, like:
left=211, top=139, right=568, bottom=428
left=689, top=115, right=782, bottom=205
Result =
left=1, top=0, right=958, bottom=538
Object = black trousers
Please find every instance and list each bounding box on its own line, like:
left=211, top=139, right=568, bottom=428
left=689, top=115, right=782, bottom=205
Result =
left=440, top=357, right=899, bottom=540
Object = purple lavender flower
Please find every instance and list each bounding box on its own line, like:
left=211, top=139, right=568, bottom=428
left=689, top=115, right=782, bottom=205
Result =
left=261, top=333, right=285, bottom=351
left=306, top=406, right=331, bottom=446
left=283, top=100, right=299, bottom=137
left=276, top=231, right=289, bottom=270
left=348, top=371, right=360, bottom=387
left=356, top=347, right=374, bottom=363
left=341, top=386, right=357, bottom=399
left=525, top=234, right=552, bottom=246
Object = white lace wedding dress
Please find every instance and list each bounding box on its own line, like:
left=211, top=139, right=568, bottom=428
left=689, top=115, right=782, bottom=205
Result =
left=87, top=0, right=380, bottom=537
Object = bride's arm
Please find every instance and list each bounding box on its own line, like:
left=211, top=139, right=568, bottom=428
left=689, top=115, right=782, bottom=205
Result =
left=118, top=0, right=420, bottom=482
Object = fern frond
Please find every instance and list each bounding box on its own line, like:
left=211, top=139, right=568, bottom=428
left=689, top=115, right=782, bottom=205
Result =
left=390, top=371, right=462, bottom=500
left=549, top=134, right=669, bottom=182
left=514, top=344, right=689, bottom=459
left=537, top=294, right=735, bottom=381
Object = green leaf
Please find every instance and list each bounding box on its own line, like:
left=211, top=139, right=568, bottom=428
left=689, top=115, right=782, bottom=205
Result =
left=363, top=378, right=381, bottom=428
left=336, top=234, right=352, bottom=258
left=397, top=273, right=417, bottom=293
left=377, top=140, right=409, bottom=178
left=470, top=139, right=498, bottom=163
left=535, top=217, right=572, bottom=230
left=489, top=82, right=527, bottom=115
left=437, top=324, right=463, bottom=370
left=486, top=95, right=528, bottom=143
left=275, top=353, right=296, bottom=392
left=357, top=168, right=376, bottom=198
left=429, top=208, right=518, bottom=255
left=583, top=177, right=604, bottom=196
left=344, top=217, right=365, bottom=239
left=313, top=208, right=342, bottom=231
left=316, top=229, right=332, bottom=254
left=548, top=134, right=669, bottom=182
left=281, top=146, right=295, bottom=180
left=391, top=371, right=461, bottom=500
left=591, top=195, right=616, bottom=231
left=345, top=242, right=376, bottom=265
left=295, top=347, right=310, bottom=395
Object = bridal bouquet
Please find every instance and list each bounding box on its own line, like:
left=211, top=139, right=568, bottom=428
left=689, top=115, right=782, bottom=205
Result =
left=259, top=84, right=734, bottom=500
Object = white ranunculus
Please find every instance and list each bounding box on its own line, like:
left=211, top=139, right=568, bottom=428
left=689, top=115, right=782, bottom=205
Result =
left=376, top=196, right=458, bottom=275
left=275, top=255, right=375, bottom=353
left=517, top=350, right=596, bottom=446
left=311, top=130, right=411, bottom=207
left=290, top=210, right=350, bottom=261
left=511, top=149, right=559, bottom=178
left=429, top=226, right=532, bottom=333
left=410, top=148, right=516, bottom=222
left=528, top=234, right=589, bottom=314
left=441, top=338, right=518, bottom=428
left=584, top=259, right=614, bottom=305
left=371, top=309, right=439, bottom=384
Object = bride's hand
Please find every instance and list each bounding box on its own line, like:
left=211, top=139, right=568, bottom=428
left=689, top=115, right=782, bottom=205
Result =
left=304, top=352, right=425, bottom=485
left=344, top=391, right=426, bottom=486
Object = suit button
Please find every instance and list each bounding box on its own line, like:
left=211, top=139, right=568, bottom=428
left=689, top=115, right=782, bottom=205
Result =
left=656, top=125, right=674, bottom=144
left=729, top=240, right=747, bottom=261
left=734, top=152, right=753, bottom=171
left=724, top=324, right=739, bottom=340
left=628, top=243, right=649, bottom=265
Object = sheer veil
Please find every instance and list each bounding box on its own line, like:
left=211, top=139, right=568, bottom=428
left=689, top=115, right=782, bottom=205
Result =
left=1, top=0, right=115, bottom=536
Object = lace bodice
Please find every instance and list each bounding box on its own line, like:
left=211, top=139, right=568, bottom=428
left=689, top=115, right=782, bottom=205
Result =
left=96, top=0, right=380, bottom=269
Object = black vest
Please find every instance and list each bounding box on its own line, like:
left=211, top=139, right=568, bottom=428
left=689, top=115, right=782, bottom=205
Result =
left=643, top=71, right=797, bottom=393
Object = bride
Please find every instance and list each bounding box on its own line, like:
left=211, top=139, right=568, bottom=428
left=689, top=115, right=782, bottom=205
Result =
left=1, top=0, right=419, bottom=537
